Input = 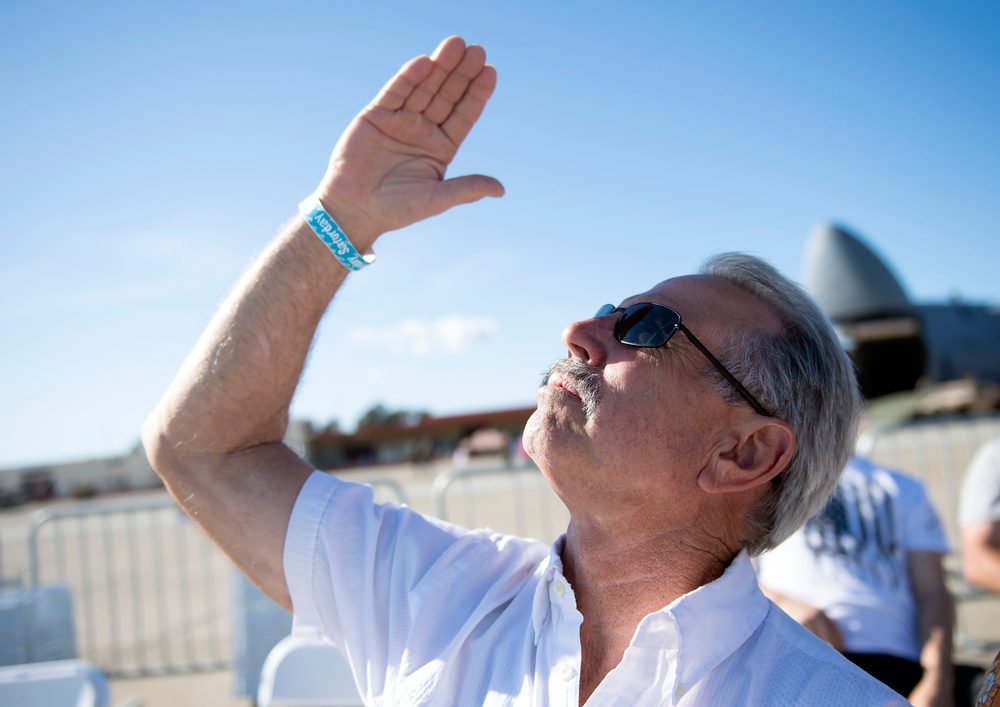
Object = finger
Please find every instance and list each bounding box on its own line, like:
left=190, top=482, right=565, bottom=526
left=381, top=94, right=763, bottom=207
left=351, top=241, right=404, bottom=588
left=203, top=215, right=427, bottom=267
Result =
left=422, top=44, right=487, bottom=125
left=401, top=36, right=467, bottom=114
left=440, top=64, right=497, bottom=147
left=369, top=54, right=436, bottom=112
left=432, top=174, right=505, bottom=214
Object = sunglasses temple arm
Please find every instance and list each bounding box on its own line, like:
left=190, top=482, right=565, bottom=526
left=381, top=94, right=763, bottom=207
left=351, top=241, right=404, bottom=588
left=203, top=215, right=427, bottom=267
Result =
left=677, top=325, right=772, bottom=417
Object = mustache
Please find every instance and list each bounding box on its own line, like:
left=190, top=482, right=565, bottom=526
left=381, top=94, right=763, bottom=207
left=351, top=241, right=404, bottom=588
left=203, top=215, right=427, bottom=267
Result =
left=541, top=358, right=603, bottom=418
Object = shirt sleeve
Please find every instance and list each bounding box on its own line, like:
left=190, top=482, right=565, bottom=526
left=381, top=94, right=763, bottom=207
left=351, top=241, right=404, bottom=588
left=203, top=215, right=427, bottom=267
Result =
left=893, top=471, right=950, bottom=554
left=958, top=437, right=1000, bottom=527
left=284, top=470, right=476, bottom=646
left=282, top=470, right=547, bottom=697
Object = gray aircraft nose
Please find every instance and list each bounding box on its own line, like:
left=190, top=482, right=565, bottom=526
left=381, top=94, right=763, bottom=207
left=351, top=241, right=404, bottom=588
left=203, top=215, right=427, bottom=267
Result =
left=803, top=222, right=916, bottom=323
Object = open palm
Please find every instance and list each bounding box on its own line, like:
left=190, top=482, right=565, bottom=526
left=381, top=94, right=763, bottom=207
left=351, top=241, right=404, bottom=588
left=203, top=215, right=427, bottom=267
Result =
left=316, top=36, right=504, bottom=244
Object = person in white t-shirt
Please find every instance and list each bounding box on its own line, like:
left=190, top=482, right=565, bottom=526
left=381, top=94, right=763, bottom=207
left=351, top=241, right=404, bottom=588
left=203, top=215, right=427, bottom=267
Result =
left=757, top=456, right=984, bottom=706
left=958, top=436, right=1000, bottom=594
left=142, top=37, right=905, bottom=705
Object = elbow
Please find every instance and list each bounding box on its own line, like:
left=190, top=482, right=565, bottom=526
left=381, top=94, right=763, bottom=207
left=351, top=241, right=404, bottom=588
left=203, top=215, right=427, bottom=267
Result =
left=141, top=407, right=228, bottom=509
left=141, top=406, right=202, bottom=489
left=141, top=409, right=178, bottom=485
left=960, top=528, right=1000, bottom=593
left=962, top=555, right=993, bottom=592
left=961, top=557, right=979, bottom=586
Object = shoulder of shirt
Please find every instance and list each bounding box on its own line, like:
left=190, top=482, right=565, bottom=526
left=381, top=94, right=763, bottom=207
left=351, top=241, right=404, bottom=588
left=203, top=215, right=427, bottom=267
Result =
left=969, top=437, right=1000, bottom=471
left=760, top=602, right=910, bottom=702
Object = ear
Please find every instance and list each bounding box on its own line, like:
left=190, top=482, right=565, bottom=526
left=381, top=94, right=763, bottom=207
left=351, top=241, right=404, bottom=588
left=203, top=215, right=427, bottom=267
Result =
left=698, top=418, right=795, bottom=494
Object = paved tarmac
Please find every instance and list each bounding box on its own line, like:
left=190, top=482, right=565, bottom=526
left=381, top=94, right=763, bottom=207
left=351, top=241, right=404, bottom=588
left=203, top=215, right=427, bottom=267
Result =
left=110, top=670, right=249, bottom=707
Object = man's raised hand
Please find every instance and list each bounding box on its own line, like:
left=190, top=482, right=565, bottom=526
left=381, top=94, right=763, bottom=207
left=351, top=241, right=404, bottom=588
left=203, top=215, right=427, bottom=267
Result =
left=316, top=36, right=504, bottom=250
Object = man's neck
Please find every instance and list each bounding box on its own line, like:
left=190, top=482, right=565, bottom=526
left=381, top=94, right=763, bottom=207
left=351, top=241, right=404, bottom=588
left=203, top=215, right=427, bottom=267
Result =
left=560, top=520, right=740, bottom=704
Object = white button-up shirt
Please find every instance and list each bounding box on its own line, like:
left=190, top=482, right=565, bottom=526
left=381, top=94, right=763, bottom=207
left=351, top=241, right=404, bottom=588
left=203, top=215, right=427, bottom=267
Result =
left=285, top=471, right=906, bottom=706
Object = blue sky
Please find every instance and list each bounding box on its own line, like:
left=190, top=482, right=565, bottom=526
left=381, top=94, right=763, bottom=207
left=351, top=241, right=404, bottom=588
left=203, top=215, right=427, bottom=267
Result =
left=1, top=0, right=998, bottom=468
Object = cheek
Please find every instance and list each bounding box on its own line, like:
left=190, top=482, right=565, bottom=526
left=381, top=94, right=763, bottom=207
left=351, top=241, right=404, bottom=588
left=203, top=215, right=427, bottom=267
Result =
left=595, top=368, right=717, bottom=464
left=590, top=376, right=672, bottom=457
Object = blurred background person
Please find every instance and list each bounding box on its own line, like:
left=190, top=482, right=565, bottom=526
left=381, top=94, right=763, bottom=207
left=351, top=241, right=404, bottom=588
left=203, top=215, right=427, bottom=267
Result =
left=756, top=455, right=983, bottom=706
left=959, top=437, right=1000, bottom=595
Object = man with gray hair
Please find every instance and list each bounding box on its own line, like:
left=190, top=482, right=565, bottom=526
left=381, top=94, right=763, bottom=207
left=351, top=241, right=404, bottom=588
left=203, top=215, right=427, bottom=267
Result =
left=143, top=36, right=905, bottom=705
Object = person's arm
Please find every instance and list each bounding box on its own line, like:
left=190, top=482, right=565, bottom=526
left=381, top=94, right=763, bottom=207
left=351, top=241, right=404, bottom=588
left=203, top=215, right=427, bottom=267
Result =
left=906, top=550, right=956, bottom=707
left=961, top=520, right=1000, bottom=593
left=141, top=36, right=503, bottom=610
left=759, top=586, right=845, bottom=651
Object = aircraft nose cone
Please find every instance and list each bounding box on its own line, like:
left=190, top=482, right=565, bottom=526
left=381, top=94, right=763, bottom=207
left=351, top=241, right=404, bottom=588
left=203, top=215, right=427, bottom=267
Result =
left=803, top=222, right=916, bottom=322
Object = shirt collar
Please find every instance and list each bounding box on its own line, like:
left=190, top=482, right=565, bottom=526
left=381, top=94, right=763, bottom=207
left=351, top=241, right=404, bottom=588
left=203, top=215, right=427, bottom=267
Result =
left=656, top=550, right=769, bottom=698
left=530, top=536, right=769, bottom=699
left=532, top=542, right=768, bottom=699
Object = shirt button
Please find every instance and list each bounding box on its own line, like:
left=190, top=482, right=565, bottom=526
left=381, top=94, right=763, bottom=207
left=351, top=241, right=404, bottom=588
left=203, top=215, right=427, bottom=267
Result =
left=675, top=682, right=686, bottom=698
left=553, top=580, right=566, bottom=598
left=555, top=663, right=576, bottom=681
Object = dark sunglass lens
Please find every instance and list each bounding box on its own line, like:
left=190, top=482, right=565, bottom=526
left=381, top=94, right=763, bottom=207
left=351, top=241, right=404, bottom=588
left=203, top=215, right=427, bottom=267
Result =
left=594, top=304, right=617, bottom=318
left=618, top=304, right=679, bottom=347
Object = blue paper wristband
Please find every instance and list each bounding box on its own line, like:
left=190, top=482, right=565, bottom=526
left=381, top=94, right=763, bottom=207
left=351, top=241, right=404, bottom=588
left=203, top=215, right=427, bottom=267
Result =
left=298, top=194, right=376, bottom=271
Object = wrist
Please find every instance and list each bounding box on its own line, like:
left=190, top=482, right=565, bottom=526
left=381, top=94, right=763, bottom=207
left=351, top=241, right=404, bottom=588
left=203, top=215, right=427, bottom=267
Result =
left=299, top=194, right=377, bottom=271
left=918, top=664, right=954, bottom=692
left=313, top=175, right=382, bottom=253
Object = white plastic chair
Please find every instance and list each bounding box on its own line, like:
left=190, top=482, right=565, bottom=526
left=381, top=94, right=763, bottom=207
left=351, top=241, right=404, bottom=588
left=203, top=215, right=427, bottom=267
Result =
left=257, top=636, right=364, bottom=707
left=0, top=659, right=110, bottom=707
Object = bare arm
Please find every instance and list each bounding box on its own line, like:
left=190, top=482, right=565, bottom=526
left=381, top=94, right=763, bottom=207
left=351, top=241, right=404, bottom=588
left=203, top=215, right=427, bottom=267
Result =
left=906, top=550, right=955, bottom=707
left=961, top=520, right=1000, bottom=593
left=141, top=36, right=503, bottom=609
left=759, top=586, right=845, bottom=651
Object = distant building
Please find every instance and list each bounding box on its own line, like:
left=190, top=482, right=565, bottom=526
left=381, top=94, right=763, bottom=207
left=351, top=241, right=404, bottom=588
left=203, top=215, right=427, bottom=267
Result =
left=0, top=445, right=161, bottom=504
left=0, top=406, right=538, bottom=505
left=306, top=406, right=536, bottom=470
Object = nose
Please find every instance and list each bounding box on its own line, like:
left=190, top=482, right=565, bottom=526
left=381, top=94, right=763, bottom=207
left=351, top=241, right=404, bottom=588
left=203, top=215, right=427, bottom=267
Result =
left=561, top=313, right=612, bottom=366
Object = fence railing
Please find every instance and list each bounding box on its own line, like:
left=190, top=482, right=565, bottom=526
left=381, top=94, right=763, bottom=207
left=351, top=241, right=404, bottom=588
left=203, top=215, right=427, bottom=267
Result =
left=22, top=477, right=408, bottom=679
left=27, top=495, right=229, bottom=678
left=858, top=411, right=1000, bottom=549
left=431, top=461, right=569, bottom=544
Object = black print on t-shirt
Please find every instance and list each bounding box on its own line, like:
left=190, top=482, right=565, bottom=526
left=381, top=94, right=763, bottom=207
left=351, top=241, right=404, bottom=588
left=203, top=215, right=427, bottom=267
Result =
left=801, top=474, right=901, bottom=590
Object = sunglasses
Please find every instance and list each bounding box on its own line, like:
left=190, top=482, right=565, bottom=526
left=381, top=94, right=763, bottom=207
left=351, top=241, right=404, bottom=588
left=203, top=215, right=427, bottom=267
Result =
left=595, top=303, right=773, bottom=417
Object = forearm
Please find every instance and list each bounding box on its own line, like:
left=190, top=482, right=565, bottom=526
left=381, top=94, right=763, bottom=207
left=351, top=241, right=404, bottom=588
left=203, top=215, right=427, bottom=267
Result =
left=910, top=621, right=954, bottom=707
left=139, top=210, right=366, bottom=606
left=914, top=622, right=954, bottom=691
left=143, top=215, right=351, bottom=467
left=909, top=562, right=956, bottom=706
left=962, top=528, right=1000, bottom=593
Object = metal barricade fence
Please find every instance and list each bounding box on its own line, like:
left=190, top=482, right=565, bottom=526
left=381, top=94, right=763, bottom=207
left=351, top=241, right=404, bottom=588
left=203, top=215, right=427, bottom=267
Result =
left=24, top=476, right=407, bottom=679
left=431, top=461, right=570, bottom=544
left=857, top=411, right=1000, bottom=548
left=27, top=494, right=230, bottom=678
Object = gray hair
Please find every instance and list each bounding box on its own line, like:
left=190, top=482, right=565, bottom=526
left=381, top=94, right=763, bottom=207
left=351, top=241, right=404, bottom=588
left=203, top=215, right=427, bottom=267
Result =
left=699, top=253, right=862, bottom=555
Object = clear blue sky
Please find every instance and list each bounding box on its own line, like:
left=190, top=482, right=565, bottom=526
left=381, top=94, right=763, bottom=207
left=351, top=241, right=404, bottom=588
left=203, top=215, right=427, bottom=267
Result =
left=1, top=0, right=998, bottom=468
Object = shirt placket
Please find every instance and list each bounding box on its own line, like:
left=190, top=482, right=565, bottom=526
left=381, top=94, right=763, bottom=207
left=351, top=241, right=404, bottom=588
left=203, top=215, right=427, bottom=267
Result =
left=542, top=569, right=583, bottom=707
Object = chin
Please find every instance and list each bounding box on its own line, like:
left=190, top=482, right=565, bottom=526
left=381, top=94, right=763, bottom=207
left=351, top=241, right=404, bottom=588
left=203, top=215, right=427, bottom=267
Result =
left=522, top=408, right=567, bottom=466
left=522, top=409, right=543, bottom=459
left=522, top=405, right=592, bottom=473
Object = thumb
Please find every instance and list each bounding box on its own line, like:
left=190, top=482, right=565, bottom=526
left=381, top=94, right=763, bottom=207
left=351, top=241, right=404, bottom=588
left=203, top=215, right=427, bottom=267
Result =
left=434, top=174, right=505, bottom=213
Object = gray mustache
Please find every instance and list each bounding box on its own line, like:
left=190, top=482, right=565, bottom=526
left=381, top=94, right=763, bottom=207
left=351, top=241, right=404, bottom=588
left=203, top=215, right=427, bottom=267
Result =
left=542, top=358, right=603, bottom=418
